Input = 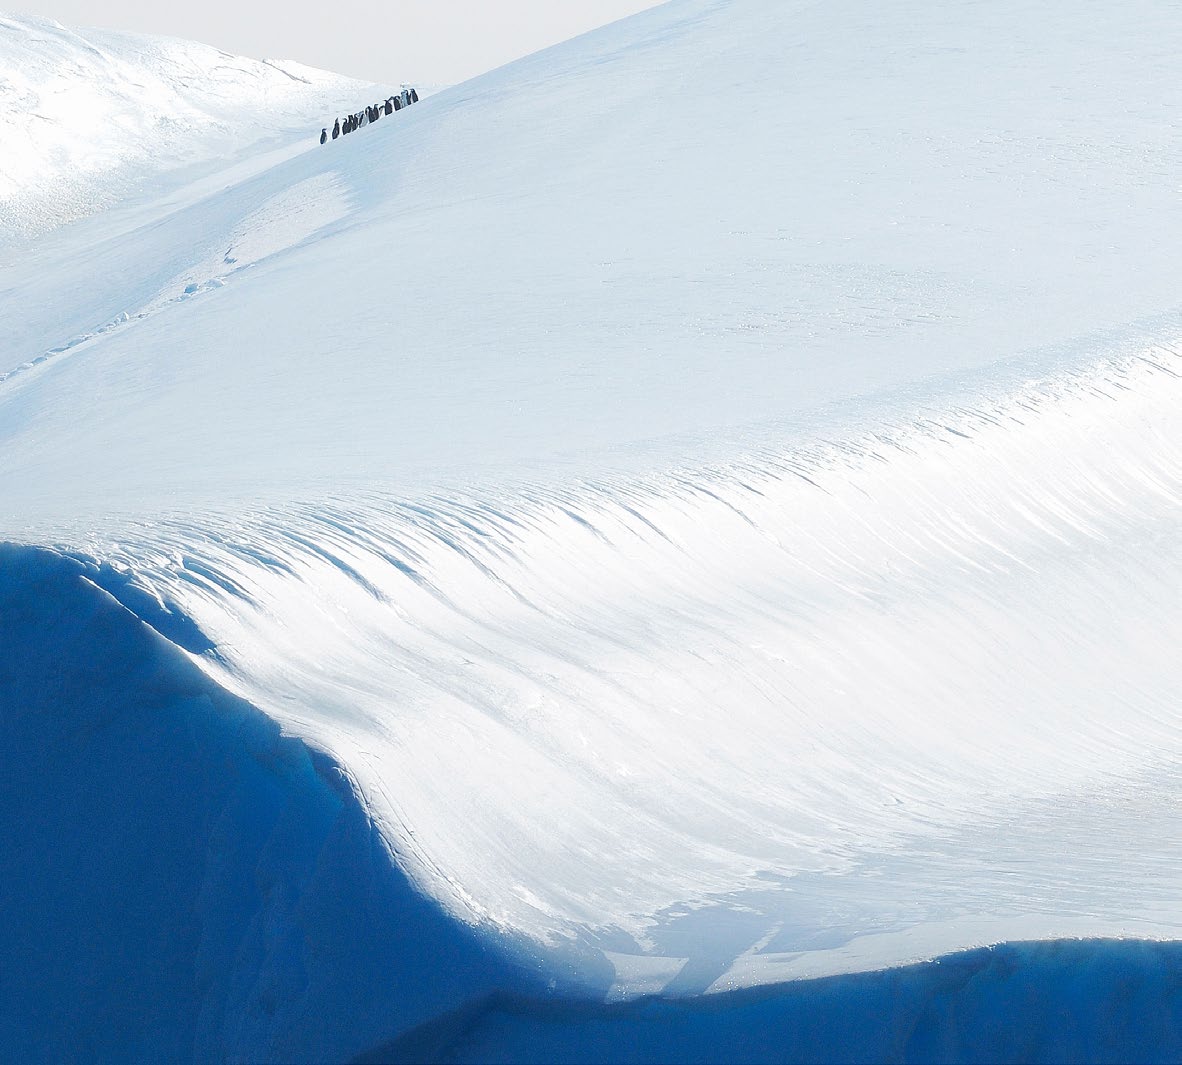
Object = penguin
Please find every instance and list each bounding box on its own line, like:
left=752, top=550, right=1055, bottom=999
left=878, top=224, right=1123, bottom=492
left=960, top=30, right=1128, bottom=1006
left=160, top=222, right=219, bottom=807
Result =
left=332, top=118, right=340, bottom=139
left=392, top=96, right=401, bottom=111
left=385, top=98, right=393, bottom=115
left=409, top=87, right=419, bottom=104
left=320, top=127, right=327, bottom=145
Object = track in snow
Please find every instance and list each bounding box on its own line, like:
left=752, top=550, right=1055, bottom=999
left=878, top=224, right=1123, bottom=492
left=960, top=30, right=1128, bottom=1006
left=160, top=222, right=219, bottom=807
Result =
left=3, top=0, right=1182, bottom=1060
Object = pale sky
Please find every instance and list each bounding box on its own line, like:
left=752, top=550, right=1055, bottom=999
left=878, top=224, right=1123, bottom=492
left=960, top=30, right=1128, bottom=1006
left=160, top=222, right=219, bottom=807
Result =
left=11, top=1, right=662, bottom=85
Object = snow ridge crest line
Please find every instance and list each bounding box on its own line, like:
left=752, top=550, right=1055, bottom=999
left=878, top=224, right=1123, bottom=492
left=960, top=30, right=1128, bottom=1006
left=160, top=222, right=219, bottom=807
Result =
left=0, top=540, right=541, bottom=1063
left=2, top=344, right=1181, bottom=1057
left=35, top=345, right=1182, bottom=999
left=0, top=11, right=369, bottom=241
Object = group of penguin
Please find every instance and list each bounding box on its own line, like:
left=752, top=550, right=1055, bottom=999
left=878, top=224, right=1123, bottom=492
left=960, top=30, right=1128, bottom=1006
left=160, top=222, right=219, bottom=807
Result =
left=320, top=87, right=420, bottom=143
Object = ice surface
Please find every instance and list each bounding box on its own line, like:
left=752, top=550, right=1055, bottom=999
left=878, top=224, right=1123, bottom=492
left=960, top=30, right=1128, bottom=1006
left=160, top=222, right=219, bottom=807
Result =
left=356, top=939, right=1182, bottom=1064
left=0, top=545, right=529, bottom=1063
left=3, top=0, right=1182, bottom=1060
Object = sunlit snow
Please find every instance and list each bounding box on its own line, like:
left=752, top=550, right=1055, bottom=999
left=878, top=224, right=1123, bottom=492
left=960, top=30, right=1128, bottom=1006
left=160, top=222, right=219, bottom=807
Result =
left=2, top=0, right=1181, bottom=1061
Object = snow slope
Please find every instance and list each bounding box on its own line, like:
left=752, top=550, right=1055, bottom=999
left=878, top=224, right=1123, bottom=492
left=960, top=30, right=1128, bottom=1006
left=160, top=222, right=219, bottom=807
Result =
left=3, top=0, right=1182, bottom=1060
left=0, top=12, right=371, bottom=241
left=0, top=545, right=530, bottom=1063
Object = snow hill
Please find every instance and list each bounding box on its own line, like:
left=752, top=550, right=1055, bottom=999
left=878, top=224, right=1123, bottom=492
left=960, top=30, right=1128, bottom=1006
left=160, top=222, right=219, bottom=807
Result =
left=0, top=12, right=372, bottom=241
left=3, top=0, right=1182, bottom=1061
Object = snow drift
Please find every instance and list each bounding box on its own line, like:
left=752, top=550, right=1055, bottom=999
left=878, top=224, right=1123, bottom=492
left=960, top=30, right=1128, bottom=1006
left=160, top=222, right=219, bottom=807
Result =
left=0, top=545, right=533, bottom=1063
left=3, top=0, right=1182, bottom=1060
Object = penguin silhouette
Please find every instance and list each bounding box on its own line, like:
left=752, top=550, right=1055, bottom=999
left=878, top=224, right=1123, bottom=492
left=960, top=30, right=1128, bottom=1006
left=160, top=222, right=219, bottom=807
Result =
left=332, top=118, right=340, bottom=139
left=320, top=128, right=327, bottom=145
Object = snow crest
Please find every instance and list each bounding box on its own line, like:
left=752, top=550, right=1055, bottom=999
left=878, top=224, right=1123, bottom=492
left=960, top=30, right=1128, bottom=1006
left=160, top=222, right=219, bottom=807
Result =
left=52, top=346, right=1182, bottom=995
left=4, top=0, right=1182, bottom=1058
left=0, top=12, right=367, bottom=241
left=5, top=345, right=1180, bottom=1060
left=0, top=544, right=531, bottom=1063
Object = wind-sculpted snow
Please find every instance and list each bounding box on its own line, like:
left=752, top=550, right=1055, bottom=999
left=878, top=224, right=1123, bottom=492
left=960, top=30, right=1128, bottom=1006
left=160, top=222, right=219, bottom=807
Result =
left=5, top=349, right=1182, bottom=1059
left=4, top=0, right=1182, bottom=1059
left=0, top=544, right=534, bottom=1063
left=49, top=349, right=1182, bottom=996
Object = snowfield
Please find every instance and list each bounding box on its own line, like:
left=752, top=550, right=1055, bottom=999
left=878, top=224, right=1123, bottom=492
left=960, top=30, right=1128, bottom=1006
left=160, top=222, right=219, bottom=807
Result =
left=2, top=0, right=1182, bottom=1061
left=0, top=12, right=372, bottom=241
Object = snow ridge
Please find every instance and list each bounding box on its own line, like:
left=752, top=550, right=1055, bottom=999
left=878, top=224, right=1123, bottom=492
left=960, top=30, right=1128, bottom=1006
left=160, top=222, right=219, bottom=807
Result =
left=4, top=345, right=1181, bottom=1059
left=0, top=12, right=368, bottom=241
left=41, top=345, right=1182, bottom=991
left=0, top=544, right=537, bottom=1063
left=5, top=0, right=1182, bottom=1058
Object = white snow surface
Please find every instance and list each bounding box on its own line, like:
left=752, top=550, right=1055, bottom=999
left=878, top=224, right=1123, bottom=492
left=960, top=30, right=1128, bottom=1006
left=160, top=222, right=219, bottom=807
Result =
left=3, top=0, right=1182, bottom=1045
left=0, top=11, right=372, bottom=240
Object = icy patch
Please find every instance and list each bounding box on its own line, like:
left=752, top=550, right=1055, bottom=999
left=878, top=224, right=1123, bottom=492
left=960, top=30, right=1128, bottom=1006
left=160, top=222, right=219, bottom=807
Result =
left=360, top=940, right=1182, bottom=1064
left=604, top=952, right=689, bottom=1002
